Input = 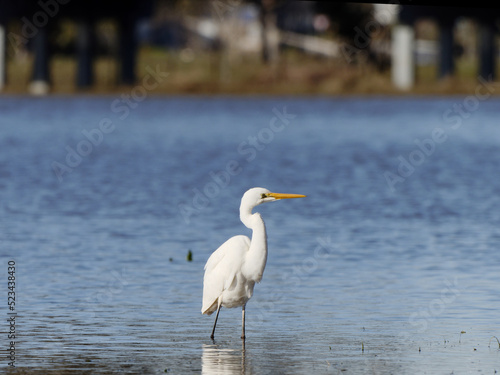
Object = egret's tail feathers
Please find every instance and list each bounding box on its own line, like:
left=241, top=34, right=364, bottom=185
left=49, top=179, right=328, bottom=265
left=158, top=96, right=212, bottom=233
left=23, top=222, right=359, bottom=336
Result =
left=201, top=300, right=218, bottom=315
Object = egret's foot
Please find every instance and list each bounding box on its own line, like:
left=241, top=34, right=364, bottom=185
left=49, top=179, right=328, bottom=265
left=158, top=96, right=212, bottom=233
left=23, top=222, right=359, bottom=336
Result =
left=210, top=334, right=215, bottom=340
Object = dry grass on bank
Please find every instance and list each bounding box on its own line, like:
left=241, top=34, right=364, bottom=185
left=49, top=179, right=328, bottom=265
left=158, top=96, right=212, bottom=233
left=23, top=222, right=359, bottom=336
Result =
left=2, top=47, right=499, bottom=96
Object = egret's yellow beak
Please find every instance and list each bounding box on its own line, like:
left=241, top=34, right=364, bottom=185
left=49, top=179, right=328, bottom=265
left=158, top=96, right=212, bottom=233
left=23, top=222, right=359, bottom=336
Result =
left=268, top=192, right=306, bottom=200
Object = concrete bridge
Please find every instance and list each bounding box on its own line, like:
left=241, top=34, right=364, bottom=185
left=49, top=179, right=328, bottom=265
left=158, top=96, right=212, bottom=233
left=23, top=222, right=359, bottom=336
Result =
left=0, top=2, right=498, bottom=93
left=392, top=5, right=498, bottom=89
left=0, top=0, right=153, bottom=93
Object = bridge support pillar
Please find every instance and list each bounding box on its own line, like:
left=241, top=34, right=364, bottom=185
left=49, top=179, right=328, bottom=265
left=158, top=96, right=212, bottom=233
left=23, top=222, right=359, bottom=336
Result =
left=391, top=24, right=415, bottom=90
left=29, top=27, right=50, bottom=95
left=0, top=23, right=5, bottom=91
left=119, top=18, right=136, bottom=85
left=438, top=19, right=455, bottom=79
left=77, top=20, right=94, bottom=88
left=478, top=21, right=496, bottom=81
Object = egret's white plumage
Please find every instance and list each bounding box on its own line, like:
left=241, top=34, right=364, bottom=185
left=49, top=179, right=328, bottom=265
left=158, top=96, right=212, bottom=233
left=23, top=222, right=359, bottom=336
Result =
left=201, top=187, right=305, bottom=339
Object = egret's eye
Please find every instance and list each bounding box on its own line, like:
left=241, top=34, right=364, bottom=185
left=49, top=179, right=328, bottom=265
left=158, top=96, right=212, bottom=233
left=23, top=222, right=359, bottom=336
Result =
left=261, top=193, right=267, bottom=199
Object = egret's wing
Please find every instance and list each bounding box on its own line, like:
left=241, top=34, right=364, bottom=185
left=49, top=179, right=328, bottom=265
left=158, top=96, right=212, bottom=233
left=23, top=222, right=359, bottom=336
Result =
left=201, top=235, right=250, bottom=315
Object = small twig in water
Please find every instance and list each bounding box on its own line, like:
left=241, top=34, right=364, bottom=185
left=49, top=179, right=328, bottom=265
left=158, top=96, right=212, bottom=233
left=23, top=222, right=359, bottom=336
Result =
left=459, top=331, right=466, bottom=343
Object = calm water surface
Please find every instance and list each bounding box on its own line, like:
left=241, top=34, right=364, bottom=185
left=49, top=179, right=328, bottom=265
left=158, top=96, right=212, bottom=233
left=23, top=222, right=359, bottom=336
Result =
left=1, top=96, right=499, bottom=374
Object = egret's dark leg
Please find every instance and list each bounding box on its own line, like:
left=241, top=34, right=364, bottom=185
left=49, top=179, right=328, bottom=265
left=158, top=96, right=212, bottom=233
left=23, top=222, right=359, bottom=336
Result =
left=211, top=304, right=222, bottom=340
left=241, top=304, right=246, bottom=340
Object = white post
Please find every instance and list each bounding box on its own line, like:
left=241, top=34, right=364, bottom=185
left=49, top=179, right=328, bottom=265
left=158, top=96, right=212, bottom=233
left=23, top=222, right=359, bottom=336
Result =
left=391, top=24, right=415, bottom=90
left=0, top=24, right=5, bottom=91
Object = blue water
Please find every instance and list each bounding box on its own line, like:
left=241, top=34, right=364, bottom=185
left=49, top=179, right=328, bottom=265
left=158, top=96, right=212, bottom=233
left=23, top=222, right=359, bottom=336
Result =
left=1, top=96, right=499, bottom=374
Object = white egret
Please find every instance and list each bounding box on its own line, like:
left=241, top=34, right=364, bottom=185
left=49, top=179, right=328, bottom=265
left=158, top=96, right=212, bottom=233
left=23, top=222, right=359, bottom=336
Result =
left=201, top=187, right=306, bottom=340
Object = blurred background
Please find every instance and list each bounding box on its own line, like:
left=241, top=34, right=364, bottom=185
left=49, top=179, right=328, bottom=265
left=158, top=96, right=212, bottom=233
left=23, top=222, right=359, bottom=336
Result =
left=0, top=0, right=499, bottom=95
left=2, top=2, right=500, bottom=374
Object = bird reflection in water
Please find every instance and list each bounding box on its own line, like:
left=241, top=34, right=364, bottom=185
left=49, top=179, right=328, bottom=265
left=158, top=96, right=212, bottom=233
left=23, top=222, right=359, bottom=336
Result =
left=202, top=341, right=250, bottom=375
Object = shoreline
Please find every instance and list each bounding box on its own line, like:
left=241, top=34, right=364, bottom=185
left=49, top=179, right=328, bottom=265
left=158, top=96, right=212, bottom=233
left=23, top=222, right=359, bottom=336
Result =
left=2, top=49, right=499, bottom=97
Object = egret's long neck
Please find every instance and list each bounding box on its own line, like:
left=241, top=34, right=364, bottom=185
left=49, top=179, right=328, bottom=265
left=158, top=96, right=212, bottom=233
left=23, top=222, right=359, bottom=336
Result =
left=240, top=205, right=268, bottom=283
